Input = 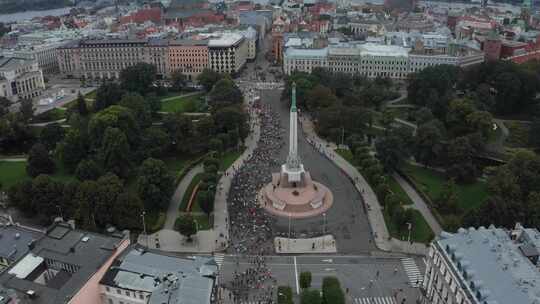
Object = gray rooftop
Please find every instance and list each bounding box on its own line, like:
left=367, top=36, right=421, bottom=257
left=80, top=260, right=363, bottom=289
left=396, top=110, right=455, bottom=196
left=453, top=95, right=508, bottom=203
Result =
left=0, top=56, right=34, bottom=71
left=0, top=222, right=127, bottom=304
left=437, top=226, right=540, bottom=304
left=101, top=246, right=216, bottom=304
left=0, top=225, right=43, bottom=267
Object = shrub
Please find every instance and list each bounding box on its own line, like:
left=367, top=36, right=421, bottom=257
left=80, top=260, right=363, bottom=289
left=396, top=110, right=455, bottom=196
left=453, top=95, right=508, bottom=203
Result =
left=300, top=271, right=312, bottom=289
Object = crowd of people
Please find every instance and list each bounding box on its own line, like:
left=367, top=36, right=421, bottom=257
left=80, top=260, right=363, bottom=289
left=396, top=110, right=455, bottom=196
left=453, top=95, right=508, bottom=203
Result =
left=226, top=89, right=284, bottom=254
left=223, top=255, right=277, bottom=303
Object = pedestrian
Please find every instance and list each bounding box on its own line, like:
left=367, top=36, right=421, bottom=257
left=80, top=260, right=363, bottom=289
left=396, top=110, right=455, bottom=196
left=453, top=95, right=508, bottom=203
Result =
left=394, top=267, right=398, bottom=275
left=376, top=270, right=380, bottom=279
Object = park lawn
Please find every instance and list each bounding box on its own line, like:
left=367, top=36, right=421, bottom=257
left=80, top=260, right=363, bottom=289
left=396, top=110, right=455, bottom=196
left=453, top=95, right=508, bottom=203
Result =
left=402, top=163, right=489, bottom=212
left=179, top=173, right=203, bottom=212
left=335, top=148, right=353, bottom=163
left=388, top=175, right=414, bottom=205
left=0, top=161, right=28, bottom=189
left=162, top=155, right=194, bottom=173
left=505, top=121, right=531, bottom=148
left=191, top=213, right=212, bottom=230
left=384, top=208, right=434, bottom=243
left=145, top=209, right=166, bottom=233
left=219, top=151, right=241, bottom=171
left=32, top=108, right=66, bottom=123
left=84, top=90, right=97, bottom=99
left=0, top=160, right=76, bottom=190
left=160, top=93, right=203, bottom=113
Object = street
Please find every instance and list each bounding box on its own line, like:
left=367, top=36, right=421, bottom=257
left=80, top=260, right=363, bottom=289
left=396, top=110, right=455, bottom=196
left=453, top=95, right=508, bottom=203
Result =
left=218, top=254, right=422, bottom=304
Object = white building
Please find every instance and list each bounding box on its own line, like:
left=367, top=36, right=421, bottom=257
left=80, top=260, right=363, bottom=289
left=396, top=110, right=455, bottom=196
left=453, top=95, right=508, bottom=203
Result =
left=100, top=246, right=217, bottom=304
left=208, top=33, right=248, bottom=74
left=238, top=27, right=258, bottom=60
left=283, top=43, right=484, bottom=79
left=422, top=225, right=540, bottom=304
left=0, top=56, right=45, bottom=102
left=2, top=40, right=68, bottom=74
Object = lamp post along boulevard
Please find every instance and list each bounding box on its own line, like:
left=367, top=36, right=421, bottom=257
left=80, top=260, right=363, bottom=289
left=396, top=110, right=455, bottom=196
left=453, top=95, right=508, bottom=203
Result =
left=260, top=83, right=334, bottom=219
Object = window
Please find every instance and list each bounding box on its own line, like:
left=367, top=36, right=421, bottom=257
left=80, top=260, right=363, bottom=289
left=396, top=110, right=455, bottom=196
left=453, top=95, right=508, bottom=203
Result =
left=108, top=299, right=114, bottom=304
left=125, top=291, right=130, bottom=297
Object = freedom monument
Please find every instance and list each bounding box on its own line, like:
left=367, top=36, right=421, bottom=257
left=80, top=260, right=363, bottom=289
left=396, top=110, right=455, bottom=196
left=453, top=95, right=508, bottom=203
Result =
left=260, top=83, right=333, bottom=219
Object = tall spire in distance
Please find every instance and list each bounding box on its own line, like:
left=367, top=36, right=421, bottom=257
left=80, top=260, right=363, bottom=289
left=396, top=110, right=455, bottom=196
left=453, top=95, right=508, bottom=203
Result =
left=291, top=82, right=297, bottom=112
left=286, top=82, right=300, bottom=171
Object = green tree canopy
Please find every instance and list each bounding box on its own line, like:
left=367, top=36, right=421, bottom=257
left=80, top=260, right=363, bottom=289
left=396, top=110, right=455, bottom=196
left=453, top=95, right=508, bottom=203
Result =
left=136, top=158, right=174, bottom=211
left=98, top=127, right=131, bottom=178
left=26, top=143, right=55, bottom=177
left=120, top=63, right=157, bottom=95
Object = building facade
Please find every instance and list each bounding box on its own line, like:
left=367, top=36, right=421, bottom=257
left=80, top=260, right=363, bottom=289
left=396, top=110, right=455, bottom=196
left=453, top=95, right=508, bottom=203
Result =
left=0, top=56, right=45, bottom=102
left=3, top=41, right=67, bottom=74
left=283, top=43, right=484, bottom=79
left=168, top=40, right=209, bottom=81
left=422, top=225, right=540, bottom=304
left=208, top=33, right=248, bottom=74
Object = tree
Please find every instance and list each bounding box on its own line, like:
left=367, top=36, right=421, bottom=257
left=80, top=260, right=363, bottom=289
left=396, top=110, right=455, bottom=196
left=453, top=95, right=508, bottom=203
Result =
left=75, top=92, right=88, bottom=116
left=95, top=173, right=123, bottom=227
left=95, top=82, right=123, bottom=112
left=39, top=123, right=65, bottom=151
left=301, top=289, right=321, bottom=304
left=113, top=192, right=144, bottom=229
left=171, top=70, right=187, bottom=92
left=305, top=85, right=338, bottom=110
left=119, top=93, right=152, bottom=128
left=446, top=98, right=475, bottom=137
left=31, top=175, right=64, bottom=223
left=139, top=126, right=169, bottom=158
left=322, top=277, right=345, bottom=304
left=26, top=143, right=55, bottom=177
left=446, top=136, right=477, bottom=182
left=57, top=129, right=88, bottom=172
left=438, top=179, right=460, bottom=214
left=375, top=127, right=411, bottom=172
left=299, top=272, right=312, bottom=289
left=466, top=110, right=493, bottom=140
left=0, top=96, right=10, bottom=117
left=413, top=120, right=444, bottom=166
left=530, top=116, right=540, bottom=148
left=197, top=68, right=222, bottom=91
left=198, top=190, right=215, bottom=216
left=98, top=127, right=131, bottom=178
left=136, top=158, right=174, bottom=211
left=88, top=105, right=139, bottom=148
left=8, top=180, right=35, bottom=216
left=75, top=180, right=98, bottom=230
left=19, top=98, right=34, bottom=122
left=209, top=78, right=243, bottom=108
left=120, top=63, right=157, bottom=95
left=175, top=214, right=197, bottom=241
left=75, top=159, right=102, bottom=181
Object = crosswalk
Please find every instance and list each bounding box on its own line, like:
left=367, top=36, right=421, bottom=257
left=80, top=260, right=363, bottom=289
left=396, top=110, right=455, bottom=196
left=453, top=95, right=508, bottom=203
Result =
left=353, top=297, right=396, bottom=304
left=214, top=253, right=225, bottom=269
left=401, top=257, right=423, bottom=287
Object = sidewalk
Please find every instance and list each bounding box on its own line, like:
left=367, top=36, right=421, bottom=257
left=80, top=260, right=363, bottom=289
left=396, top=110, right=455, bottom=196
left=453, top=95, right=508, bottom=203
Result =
left=275, top=235, right=337, bottom=254
left=393, top=173, right=443, bottom=236
left=300, top=116, right=427, bottom=256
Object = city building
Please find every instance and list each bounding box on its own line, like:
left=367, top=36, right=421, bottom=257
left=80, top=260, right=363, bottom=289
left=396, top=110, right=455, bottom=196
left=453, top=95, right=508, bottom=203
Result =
left=0, top=224, right=44, bottom=272
left=168, top=39, right=209, bottom=81
left=422, top=224, right=540, bottom=304
left=2, top=40, right=69, bottom=74
left=207, top=33, right=248, bottom=74
left=100, top=246, right=217, bottom=304
left=0, top=221, right=130, bottom=304
left=283, top=42, right=484, bottom=79
left=0, top=56, right=45, bottom=102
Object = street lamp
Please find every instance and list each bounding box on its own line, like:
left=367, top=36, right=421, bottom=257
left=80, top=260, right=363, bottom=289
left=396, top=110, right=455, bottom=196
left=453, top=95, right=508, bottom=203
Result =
left=406, top=222, right=412, bottom=244
left=288, top=213, right=292, bottom=250
left=141, top=211, right=148, bottom=248
left=322, top=213, right=327, bottom=249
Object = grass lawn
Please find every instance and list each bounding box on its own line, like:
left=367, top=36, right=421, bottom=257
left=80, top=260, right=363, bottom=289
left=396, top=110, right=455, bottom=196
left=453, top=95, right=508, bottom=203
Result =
left=145, top=209, right=166, bottom=233
left=219, top=151, right=242, bottom=171
left=162, top=155, right=195, bottom=173
left=179, top=173, right=203, bottom=212
left=160, top=93, right=203, bottom=113
left=402, top=163, right=489, bottom=212
left=388, top=175, right=413, bottom=205
left=384, top=208, right=434, bottom=243
left=335, top=148, right=354, bottom=163
left=191, top=213, right=212, bottom=230
left=31, top=108, right=66, bottom=123
left=505, top=121, right=531, bottom=148
left=0, top=160, right=76, bottom=190
left=84, top=90, right=97, bottom=99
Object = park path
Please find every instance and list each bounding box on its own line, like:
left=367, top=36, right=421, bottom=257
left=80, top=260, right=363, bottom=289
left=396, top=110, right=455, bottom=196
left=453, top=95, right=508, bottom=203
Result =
left=160, top=91, right=202, bottom=102
left=392, top=173, right=443, bottom=236
left=163, top=164, right=204, bottom=230
left=300, top=115, right=428, bottom=255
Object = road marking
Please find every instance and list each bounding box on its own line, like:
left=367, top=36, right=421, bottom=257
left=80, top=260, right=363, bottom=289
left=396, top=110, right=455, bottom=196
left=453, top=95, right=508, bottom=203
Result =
left=401, top=258, right=423, bottom=287
left=354, top=296, right=396, bottom=304
left=324, top=268, right=335, bottom=271
left=294, top=256, right=299, bottom=294
left=214, top=253, right=225, bottom=269
left=322, top=258, right=333, bottom=263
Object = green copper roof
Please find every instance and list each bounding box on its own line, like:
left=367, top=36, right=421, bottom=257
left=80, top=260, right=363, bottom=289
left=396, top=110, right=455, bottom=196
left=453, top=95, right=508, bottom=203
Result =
left=291, top=82, right=297, bottom=112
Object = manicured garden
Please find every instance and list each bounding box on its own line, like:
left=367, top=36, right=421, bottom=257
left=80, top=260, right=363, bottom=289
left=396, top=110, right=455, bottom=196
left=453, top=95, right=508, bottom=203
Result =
left=401, top=163, right=489, bottom=212
left=219, top=151, right=242, bottom=171
left=160, top=93, right=204, bottom=113
left=0, top=160, right=76, bottom=190
left=384, top=208, right=434, bottom=243
left=388, top=175, right=413, bottom=206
